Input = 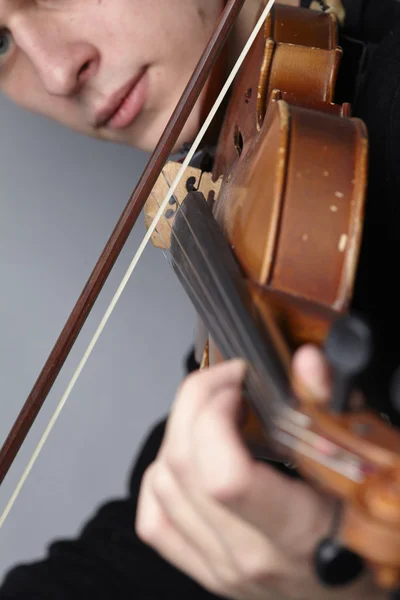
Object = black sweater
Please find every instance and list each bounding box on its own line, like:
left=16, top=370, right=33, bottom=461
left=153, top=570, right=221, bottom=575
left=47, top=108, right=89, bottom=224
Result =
left=2, top=1, right=400, bottom=597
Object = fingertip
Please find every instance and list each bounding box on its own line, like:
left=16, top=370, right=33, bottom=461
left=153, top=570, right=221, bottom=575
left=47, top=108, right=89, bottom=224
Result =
left=175, top=358, right=247, bottom=409
left=228, top=357, right=248, bottom=376
left=292, top=344, right=331, bottom=402
left=210, top=357, right=248, bottom=381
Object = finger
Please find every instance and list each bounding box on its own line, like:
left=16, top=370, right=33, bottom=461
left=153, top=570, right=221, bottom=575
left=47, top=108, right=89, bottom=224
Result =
left=188, top=387, right=332, bottom=553
left=233, top=462, right=333, bottom=554
left=148, top=457, right=290, bottom=600
left=292, top=344, right=332, bottom=403
left=135, top=467, right=220, bottom=593
left=162, top=381, right=275, bottom=556
left=187, top=384, right=307, bottom=545
left=160, top=359, right=247, bottom=470
left=148, top=460, right=229, bottom=567
left=193, top=451, right=332, bottom=558
left=168, top=359, right=246, bottom=431
left=191, top=383, right=254, bottom=500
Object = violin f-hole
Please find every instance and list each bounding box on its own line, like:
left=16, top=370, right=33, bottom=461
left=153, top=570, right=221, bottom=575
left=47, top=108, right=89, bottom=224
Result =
left=233, top=124, right=244, bottom=157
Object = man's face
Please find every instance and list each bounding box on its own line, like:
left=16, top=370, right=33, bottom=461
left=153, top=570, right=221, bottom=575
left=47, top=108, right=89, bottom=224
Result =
left=0, top=1, right=224, bottom=151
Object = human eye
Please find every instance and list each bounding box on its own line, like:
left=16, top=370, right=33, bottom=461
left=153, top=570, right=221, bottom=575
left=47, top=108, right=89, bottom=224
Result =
left=0, top=29, right=13, bottom=63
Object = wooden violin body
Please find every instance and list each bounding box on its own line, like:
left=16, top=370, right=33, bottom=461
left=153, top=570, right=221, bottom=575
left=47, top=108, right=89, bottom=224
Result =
left=142, top=3, right=400, bottom=589
left=185, top=3, right=400, bottom=589
left=209, top=2, right=367, bottom=363
left=194, top=3, right=365, bottom=450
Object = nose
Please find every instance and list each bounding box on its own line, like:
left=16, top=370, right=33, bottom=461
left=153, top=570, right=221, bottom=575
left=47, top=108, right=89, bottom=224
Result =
left=13, top=20, right=99, bottom=96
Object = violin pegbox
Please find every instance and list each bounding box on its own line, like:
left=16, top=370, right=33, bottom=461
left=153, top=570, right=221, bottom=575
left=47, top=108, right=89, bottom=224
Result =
left=144, top=161, right=222, bottom=249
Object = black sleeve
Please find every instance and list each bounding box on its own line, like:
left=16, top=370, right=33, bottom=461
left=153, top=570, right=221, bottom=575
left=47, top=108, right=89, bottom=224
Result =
left=342, top=0, right=400, bottom=42
left=0, top=347, right=299, bottom=599
left=301, top=0, right=400, bottom=42
left=346, top=14, right=400, bottom=421
left=0, top=418, right=220, bottom=600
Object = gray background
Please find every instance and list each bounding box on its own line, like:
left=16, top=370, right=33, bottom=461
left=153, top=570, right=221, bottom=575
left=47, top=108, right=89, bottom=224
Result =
left=0, top=95, right=195, bottom=579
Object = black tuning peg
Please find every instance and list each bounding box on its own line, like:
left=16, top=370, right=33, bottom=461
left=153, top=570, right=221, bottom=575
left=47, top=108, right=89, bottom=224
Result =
left=314, top=538, right=365, bottom=586
left=314, top=502, right=365, bottom=586
left=324, top=314, right=373, bottom=413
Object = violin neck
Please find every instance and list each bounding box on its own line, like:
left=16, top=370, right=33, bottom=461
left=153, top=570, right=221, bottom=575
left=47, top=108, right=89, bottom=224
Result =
left=170, top=190, right=292, bottom=432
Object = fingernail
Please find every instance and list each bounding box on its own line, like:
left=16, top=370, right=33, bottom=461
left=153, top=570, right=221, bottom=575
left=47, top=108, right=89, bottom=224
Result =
left=226, top=357, right=248, bottom=373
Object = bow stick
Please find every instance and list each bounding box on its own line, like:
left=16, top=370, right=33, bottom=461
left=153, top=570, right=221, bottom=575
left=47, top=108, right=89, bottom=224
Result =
left=0, top=0, right=277, bottom=526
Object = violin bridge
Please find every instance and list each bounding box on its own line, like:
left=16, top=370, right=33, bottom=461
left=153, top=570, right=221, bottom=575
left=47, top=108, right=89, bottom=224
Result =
left=144, top=161, right=222, bottom=250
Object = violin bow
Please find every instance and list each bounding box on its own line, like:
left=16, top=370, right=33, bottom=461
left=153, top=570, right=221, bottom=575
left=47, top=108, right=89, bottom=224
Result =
left=0, top=0, right=277, bottom=525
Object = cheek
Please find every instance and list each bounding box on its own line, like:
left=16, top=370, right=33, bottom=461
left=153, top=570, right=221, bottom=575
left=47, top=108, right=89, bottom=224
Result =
left=143, top=8, right=221, bottom=102
left=1, top=57, right=85, bottom=132
left=101, top=0, right=222, bottom=71
left=2, top=56, right=48, bottom=112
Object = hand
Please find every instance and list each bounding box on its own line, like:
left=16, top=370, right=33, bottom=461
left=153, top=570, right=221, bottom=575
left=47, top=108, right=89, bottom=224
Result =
left=136, top=347, right=384, bottom=600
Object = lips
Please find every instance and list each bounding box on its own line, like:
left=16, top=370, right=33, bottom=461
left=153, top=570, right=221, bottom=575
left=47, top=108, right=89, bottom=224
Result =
left=95, top=68, right=148, bottom=130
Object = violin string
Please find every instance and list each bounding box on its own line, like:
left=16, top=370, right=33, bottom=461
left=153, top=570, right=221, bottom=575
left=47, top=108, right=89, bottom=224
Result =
left=148, top=177, right=283, bottom=429
left=150, top=208, right=363, bottom=485
left=157, top=232, right=283, bottom=434
left=147, top=184, right=244, bottom=373
left=166, top=247, right=280, bottom=417
left=154, top=174, right=259, bottom=373
left=0, top=0, right=277, bottom=528
left=146, top=197, right=360, bottom=480
left=154, top=169, right=285, bottom=421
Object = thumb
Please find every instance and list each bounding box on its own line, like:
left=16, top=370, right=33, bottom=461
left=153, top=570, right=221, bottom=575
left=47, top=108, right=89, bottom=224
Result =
left=292, top=344, right=332, bottom=403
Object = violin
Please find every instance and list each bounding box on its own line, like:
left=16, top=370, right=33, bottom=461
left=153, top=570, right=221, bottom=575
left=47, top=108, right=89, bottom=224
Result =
left=2, top=0, right=400, bottom=596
